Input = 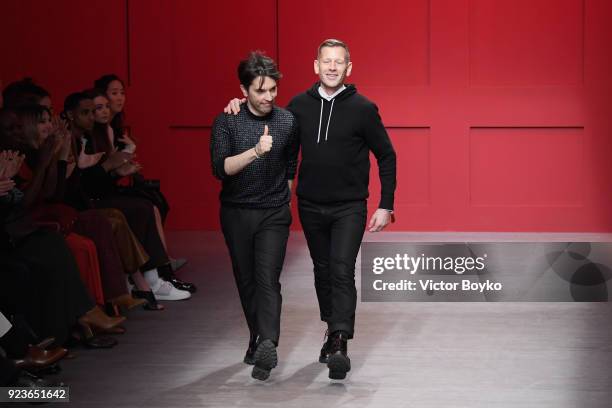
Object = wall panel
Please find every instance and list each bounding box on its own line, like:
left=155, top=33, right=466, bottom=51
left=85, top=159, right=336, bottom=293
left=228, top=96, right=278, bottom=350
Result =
left=1, top=0, right=611, bottom=231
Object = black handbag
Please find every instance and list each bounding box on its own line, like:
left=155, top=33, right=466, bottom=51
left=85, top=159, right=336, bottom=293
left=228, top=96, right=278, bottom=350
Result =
left=119, top=174, right=170, bottom=223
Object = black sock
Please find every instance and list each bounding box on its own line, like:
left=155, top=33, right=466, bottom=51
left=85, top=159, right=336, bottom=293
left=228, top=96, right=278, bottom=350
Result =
left=157, top=263, right=173, bottom=279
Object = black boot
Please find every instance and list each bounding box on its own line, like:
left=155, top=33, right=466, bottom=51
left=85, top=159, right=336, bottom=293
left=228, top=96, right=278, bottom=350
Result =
left=251, top=339, right=277, bottom=381
left=327, top=331, right=350, bottom=380
left=319, top=330, right=334, bottom=363
left=243, top=333, right=258, bottom=365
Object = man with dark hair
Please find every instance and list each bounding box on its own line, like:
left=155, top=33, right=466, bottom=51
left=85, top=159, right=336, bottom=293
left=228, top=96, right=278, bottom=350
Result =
left=225, top=39, right=397, bottom=380
left=211, top=51, right=299, bottom=381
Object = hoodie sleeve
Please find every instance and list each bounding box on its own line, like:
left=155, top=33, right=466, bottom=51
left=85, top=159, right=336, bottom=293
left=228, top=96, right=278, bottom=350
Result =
left=361, top=103, right=397, bottom=211
left=210, top=113, right=231, bottom=180
left=286, top=97, right=296, bottom=115
left=285, top=114, right=300, bottom=180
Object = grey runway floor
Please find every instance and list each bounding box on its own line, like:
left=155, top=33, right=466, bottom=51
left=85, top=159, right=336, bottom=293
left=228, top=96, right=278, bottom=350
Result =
left=46, top=231, right=612, bottom=408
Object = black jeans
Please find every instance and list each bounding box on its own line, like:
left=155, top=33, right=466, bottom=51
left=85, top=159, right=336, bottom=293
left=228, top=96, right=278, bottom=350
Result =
left=0, top=355, right=18, bottom=386
left=220, top=205, right=291, bottom=345
left=298, top=199, right=367, bottom=339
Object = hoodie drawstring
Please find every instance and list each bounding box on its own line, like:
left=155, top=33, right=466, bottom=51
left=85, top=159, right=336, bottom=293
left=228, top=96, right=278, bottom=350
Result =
left=316, top=98, right=335, bottom=144
left=324, top=99, right=335, bottom=142
left=316, top=99, right=324, bottom=144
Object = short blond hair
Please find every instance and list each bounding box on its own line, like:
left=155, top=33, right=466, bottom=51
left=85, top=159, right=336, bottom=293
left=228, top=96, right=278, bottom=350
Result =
left=317, top=39, right=350, bottom=62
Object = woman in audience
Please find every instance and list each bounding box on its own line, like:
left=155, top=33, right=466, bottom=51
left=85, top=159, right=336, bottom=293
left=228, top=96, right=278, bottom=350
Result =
left=82, top=88, right=195, bottom=293
left=15, top=104, right=154, bottom=313
left=62, top=91, right=192, bottom=300
left=3, top=81, right=167, bottom=310
left=0, top=113, right=125, bottom=347
left=93, top=76, right=189, bottom=275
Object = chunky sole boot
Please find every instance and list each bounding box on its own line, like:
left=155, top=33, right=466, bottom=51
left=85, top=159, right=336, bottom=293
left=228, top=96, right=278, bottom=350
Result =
left=251, top=339, right=277, bottom=381
left=327, top=352, right=351, bottom=380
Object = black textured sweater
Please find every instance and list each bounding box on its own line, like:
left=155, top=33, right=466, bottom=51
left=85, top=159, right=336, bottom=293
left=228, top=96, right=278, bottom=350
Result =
left=287, top=83, right=397, bottom=210
left=210, top=105, right=299, bottom=208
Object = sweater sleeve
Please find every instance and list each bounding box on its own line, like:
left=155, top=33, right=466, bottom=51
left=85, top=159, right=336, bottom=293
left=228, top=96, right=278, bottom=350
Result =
left=361, top=103, right=397, bottom=210
left=210, top=114, right=231, bottom=180
left=285, top=114, right=300, bottom=180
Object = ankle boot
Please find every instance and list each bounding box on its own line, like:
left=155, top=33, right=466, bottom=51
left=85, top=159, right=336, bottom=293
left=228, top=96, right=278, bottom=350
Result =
left=327, top=331, right=350, bottom=380
left=251, top=339, right=277, bottom=381
left=319, top=330, right=334, bottom=363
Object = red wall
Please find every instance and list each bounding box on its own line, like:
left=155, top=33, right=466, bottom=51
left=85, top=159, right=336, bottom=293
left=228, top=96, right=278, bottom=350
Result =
left=2, top=0, right=611, bottom=231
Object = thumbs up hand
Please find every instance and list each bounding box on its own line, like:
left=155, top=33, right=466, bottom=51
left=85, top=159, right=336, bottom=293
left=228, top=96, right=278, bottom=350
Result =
left=255, top=125, right=273, bottom=157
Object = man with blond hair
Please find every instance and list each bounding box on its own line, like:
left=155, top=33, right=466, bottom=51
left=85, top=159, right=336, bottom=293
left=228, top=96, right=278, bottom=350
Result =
left=225, top=39, right=396, bottom=380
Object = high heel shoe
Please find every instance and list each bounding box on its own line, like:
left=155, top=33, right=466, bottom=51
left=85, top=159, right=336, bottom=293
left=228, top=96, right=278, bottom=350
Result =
left=105, top=294, right=147, bottom=317
left=131, top=290, right=164, bottom=311
left=73, top=324, right=118, bottom=349
left=110, top=294, right=148, bottom=310
left=78, top=306, right=126, bottom=335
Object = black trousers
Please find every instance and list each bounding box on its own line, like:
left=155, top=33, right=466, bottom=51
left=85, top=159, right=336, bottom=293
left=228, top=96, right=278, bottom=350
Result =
left=298, top=199, right=367, bottom=339
left=0, top=257, right=35, bottom=359
left=4, top=230, right=94, bottom=345
left=220, top=205, right=291, bottom=345
left=0, top=355, right=18, bottom=386
left=0, top=257, right=31, bottom=319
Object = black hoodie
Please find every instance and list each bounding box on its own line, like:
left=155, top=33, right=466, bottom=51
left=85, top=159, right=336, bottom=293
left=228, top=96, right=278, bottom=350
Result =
left=287, top=83, right=396, bottom=210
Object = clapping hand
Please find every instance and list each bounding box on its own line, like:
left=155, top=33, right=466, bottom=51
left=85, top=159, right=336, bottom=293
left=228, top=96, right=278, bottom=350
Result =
left=0, top=178, right=15, bottom=196
left=77, top=142, right=105, bottom=169
left=118, top=131, right=136, bottom=152
left=104, top=148, right=133, bottom=171
left=0, top=150, right=25, bottom=179
left=0, top=150, right=24, bottom=196
left=114, top=160, right=142, bottom=177
left=51, top=116, right=72, bottom=161
left=51, top=115, right=70, bottom=139
left=57, top=131, right=72, bottom=161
